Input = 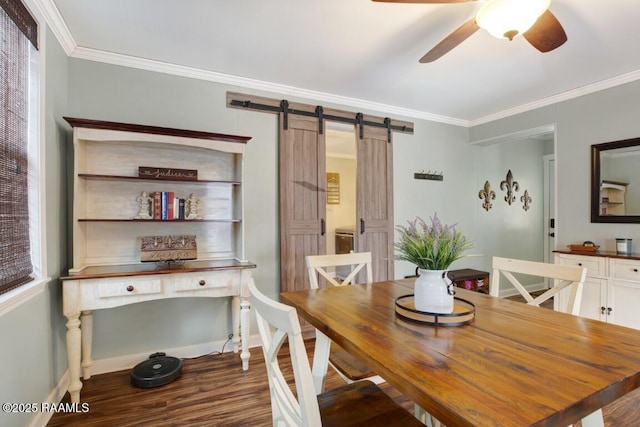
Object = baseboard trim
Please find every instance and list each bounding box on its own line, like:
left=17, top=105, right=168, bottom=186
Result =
left=89, top=335, right=262, bottom=376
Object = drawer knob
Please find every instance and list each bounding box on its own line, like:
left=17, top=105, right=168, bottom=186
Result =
left=634, top=269, right=638, bottom=273
left=199, top=279, right=206, bottom=286
left=126, top=285, right=134, bottom=292
left=578, top=263, right=582, bottom=266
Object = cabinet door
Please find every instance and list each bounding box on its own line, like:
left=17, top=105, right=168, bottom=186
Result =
left=607, top=279, right=640, bottom=329
left=579, top=278, right=607, bottom=321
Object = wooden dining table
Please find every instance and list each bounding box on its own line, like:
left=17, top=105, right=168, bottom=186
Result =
left=280, top=279, right=640, bottom=427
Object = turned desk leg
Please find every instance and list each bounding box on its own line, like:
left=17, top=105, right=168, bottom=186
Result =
left=65, top=313, right=82, bottom=404
left=311, top=330, right=331, bottom=395
left=239, top=295, right=250, bottom=371
left=231, top=295, right=241, bottom=353
left=80, top=311, right=93, bottom=380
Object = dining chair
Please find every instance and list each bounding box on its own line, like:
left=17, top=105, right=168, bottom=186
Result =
left=490, top=256, right=587, bottom=315
left=306, top=252, right=382, bottom=384
left=490, top=256, right=604, bottom=427
left=247, top=278, right=424, bottom=427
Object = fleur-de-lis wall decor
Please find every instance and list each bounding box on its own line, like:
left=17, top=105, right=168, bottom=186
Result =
left=500, top=169, right=519, bottom=205
left=521, top=190, right=532, bottom=211
left=478, top=180, right=496, bottom=211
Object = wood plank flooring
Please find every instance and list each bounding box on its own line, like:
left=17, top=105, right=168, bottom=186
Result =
left=48, top=337, right=639, bottom=426
left=47, top=341, right=410, bottom=427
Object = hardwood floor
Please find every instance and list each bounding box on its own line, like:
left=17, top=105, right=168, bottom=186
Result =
left=47, top=341, right=410, bottom=427
left=48, top=339, right=638, bottom=426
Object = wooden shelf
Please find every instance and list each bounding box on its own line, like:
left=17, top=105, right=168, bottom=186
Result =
left=78, top=218, right=241, bottom=222
left=78, top=173, right=241, bottom=185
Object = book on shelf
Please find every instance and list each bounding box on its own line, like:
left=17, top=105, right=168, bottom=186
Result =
left=148, top=192, right=189, bottom=221
left=167, top=191, right=175, bottom=220
left=152, top=192, right=161, bottom=220
left=161, top=192, right=168, bottom=220
left=178, top=198, right=186, bottom=220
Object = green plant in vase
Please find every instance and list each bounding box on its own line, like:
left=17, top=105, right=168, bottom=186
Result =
left=395, top=213, right=473, bottom=313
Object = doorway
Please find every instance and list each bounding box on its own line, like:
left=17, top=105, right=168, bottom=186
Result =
left=472, top=126, right=556, bottom=288
left=326, top=125, right=357, bottom=257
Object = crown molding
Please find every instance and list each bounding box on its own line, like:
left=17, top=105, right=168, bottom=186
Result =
left=33, top=0, right=75, bottom=54
left=470, top=69, right=640, bottom=126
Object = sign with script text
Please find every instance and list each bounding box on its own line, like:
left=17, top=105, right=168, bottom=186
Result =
left=138, top=166, right=198, bottom=181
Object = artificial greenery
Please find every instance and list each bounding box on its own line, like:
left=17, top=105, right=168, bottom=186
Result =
left=394, top=213, right=473, bottom=271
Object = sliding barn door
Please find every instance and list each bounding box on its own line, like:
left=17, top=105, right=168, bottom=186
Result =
left=279, top=114, right=326, bottom=294
left=357, top=126, right=394, bottom=281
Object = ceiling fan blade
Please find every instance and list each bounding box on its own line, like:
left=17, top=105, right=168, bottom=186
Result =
left=372, top=0, right=474, bottom=3
left=419, top=18, right=479, bottom=63
left=523, top=10, right=567, bottom=53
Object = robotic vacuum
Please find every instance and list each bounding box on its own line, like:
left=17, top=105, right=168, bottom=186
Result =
left=130, top=352, right=183, bottom=389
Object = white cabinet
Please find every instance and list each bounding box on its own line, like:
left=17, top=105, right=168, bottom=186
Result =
left=61, top=118, right=255, bottom=403
left=555, top=252, right=640, bottom=329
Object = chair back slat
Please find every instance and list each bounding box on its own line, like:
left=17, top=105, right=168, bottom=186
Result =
left=306, top=252, right=373, bottom=289
left=491, top=256, right=587, bottom=315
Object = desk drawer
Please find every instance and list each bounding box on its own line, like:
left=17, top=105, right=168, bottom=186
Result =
left=556, top=254, right=605, bottom=277
left=610, top=259, right=640, bottom=281
left=174, top=272, right=235, bottom=292
left=98, top=279, right=162, bottom=298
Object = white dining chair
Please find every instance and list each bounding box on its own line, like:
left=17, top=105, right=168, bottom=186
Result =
left=490, top=256, right=604, bottom=427
left=247, top=278, right=424, bottom=427
left=305, top=252, right=383, bottom=384
left=490, top=256, right=587, bottom=315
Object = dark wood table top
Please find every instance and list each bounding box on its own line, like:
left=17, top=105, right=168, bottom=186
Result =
left=281, top=279, right=640, bottom=427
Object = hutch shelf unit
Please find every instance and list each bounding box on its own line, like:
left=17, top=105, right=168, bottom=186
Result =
left=61, top=117, right=255, bottom=403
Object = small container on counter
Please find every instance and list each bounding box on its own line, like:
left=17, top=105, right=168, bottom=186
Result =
left=616, top=238, right=633, bottom=255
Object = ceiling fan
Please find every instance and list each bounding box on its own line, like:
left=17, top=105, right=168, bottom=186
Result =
left=373, top=0, right=567, bottom=63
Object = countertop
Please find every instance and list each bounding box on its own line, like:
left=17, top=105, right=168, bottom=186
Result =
left=554, top=249, right=640, bottom=261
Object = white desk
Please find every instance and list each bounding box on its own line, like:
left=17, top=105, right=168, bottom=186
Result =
left=62, top=259, right=254, bottom=403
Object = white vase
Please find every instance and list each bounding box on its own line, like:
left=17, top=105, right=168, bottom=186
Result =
left=414, top=269, right=455, bottom=313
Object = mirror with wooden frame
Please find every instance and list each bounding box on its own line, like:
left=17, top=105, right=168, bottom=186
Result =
left=591, top=137, right=640, bottom=223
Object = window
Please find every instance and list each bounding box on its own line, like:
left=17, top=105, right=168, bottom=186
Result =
left=0, top=0, right=40, bottom=300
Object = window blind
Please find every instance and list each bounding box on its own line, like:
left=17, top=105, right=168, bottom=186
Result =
left=0, top=0, right=37, bottom=294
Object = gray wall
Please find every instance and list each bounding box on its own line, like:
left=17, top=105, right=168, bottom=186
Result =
left=470, top=80, right=640, bottom=253
left=0, top=27, right=70, bottom=427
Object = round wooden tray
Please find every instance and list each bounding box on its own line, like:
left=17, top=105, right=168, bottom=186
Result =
left=395, top=295, right=475, bottom=326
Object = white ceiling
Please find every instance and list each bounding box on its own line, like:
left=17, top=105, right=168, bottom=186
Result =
left=45, top=0, right=640, bottom=126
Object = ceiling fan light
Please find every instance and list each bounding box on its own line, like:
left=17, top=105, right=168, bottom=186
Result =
left=476, top=0, right=551, bottom=40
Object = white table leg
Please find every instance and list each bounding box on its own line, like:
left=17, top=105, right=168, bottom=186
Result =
left=65, top=312, right=82, bottom=404
left=240, top=295, right=250, bottom=371
left=80, top=310, right=93, bottom=380
left=311, top=330, right=331, bottom=395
